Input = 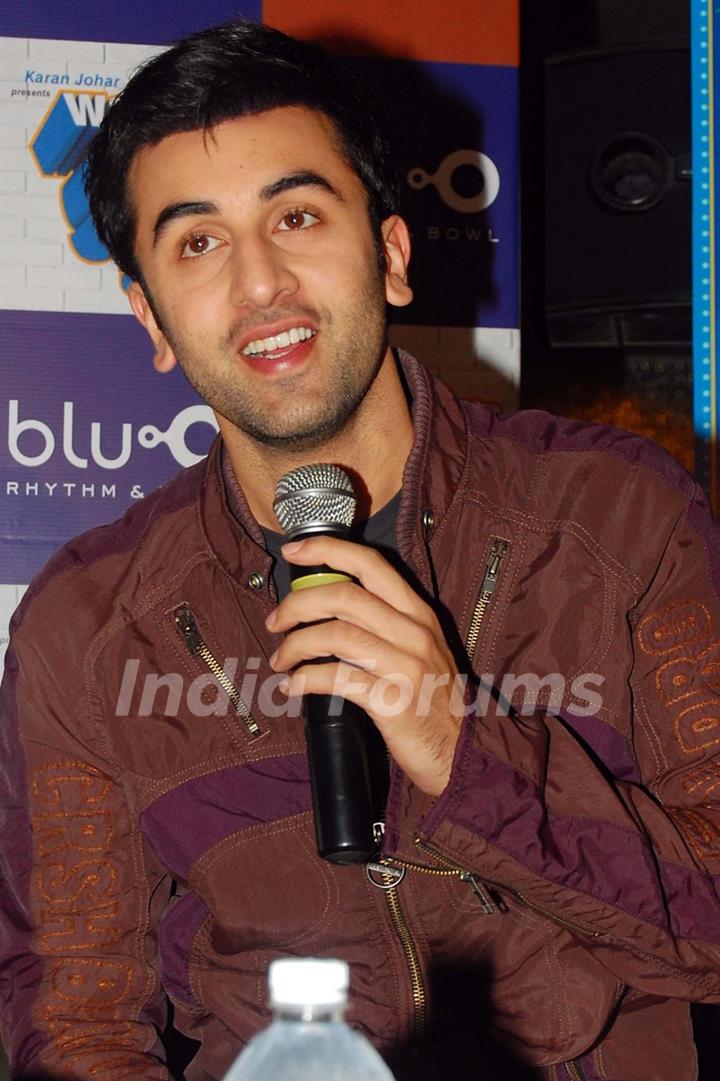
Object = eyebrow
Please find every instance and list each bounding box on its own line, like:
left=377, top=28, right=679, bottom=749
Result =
left=259, top=170, right=342, bottom=202
left=153, top=201, right=218, bottom=243
left=151, top=171, right=343, bottom=245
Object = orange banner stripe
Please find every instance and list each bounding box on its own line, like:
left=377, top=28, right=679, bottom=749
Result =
left=263, top=0, right=519, bottom=67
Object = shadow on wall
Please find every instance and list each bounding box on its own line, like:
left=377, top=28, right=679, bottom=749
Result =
left=298, top=26, right=516, bottom=407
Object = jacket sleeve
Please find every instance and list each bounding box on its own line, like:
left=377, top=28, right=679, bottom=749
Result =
left=416, top=480, right=720, bottom=1002
left=0, top=584, right=172, bottom=1079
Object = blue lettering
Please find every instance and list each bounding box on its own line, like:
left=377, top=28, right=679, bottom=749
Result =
left=73, top=73, right=121, bottom=89
left=24, top=71, right=70, bottom=85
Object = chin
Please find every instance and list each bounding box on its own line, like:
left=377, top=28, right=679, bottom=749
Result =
left=235, top=397, right=363, bottom=452
left=250, top=424, right=346, bottom=453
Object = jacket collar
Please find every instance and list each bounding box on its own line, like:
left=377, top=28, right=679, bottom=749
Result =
left=394, top=350, right=469, bottom=582
left=199, top=351, right=470, bottom=594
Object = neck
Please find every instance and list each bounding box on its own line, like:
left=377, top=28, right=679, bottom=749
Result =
left=218, top=349, right=414, bottom=529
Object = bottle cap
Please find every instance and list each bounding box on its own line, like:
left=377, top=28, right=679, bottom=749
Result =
left=269, top=958, right=349, bottom=1009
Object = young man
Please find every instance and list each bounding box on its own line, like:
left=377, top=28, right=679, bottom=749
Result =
left=1, top=19, right=719, bottom=1081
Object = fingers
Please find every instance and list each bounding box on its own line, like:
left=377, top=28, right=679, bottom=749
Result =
left=281, top=660, right=375, bottom=702
left=280, top=658, right=460, bottom=798
left=280, top=660, right=427, bottom=728
left=267, top=578, right=441, bottom=669
left=270, top=616, right=429, bottom=684
left=278, top=536, right=432, bottom=623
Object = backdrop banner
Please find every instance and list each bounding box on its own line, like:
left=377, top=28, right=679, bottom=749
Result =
left=0, top=3, right=519, bottom=662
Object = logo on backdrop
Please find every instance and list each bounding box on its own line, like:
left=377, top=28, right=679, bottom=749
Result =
left=377, top=57, right=518, bottom=328
left=29, top=90, right=127, bottom=285
left=6, top=401, right=219, bottom=502
left=1, top=310, right=218, bottom=581
left=408, top=150, right=500, bottom=214
left=407, top=148, right=502, bottom=246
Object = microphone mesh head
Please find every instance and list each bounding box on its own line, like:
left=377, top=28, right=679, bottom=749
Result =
left=273, top=464, right=356, bottom=538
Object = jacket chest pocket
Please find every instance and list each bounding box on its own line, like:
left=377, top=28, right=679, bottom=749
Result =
left=172, top=602, right=265, bottom=741
left=101, top=602, right=271, bottom=782
left=196, top=815, right=337, bottom=952
left=461, top=529, right=617, bottom=717
left=464, top=536, right=511, bottom=668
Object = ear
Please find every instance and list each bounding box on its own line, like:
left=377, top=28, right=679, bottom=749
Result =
left=381, top=215, right=413, bottom=308
left=128, top=281, right=177, bottom=373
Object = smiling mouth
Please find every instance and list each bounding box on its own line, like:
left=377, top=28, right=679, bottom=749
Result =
left=242, top=326, right=316, bottom=357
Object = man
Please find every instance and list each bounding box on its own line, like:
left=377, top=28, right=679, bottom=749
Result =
left=1, top=19, right=719, bottom=1081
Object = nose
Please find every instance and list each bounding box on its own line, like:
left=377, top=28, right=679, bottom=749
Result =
left=228, top=235, right=299, bottom=309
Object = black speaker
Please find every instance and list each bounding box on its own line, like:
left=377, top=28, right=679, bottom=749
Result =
left=544, top=43, right=691, bottom=347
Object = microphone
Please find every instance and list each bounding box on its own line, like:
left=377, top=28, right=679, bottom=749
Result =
left=273, top=464, right=380, bottom=864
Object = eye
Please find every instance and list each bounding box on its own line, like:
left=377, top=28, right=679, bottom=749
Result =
left=181, top=234, right=222, bottom=258
left=276, top=208, right=320, bottom=232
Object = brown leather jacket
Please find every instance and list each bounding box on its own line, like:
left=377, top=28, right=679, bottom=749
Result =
left=2, top=354, right=719, bottom=1081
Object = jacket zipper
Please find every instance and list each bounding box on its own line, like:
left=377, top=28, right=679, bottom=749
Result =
left=368, top=847, right=501, bottom=1046
left=379, top=865, right=427, bottom=1044
left=174, top=604, right=263, bottom=737
left=415, top=839, right=602, bottom=940
left=372, top=851, right=498, bottom=915
left=566, top=1060, right=586, bottom=1081
left=465, top=537, right=509, bottom=658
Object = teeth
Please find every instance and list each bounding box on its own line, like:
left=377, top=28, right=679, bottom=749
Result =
left=243, top=326, right=315, bottom=356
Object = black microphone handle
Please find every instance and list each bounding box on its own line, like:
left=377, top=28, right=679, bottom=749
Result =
left=304, top=694, right=378, bottom=863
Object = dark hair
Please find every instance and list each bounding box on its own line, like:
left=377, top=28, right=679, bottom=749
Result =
left=84, top=20, right=401, bottom=282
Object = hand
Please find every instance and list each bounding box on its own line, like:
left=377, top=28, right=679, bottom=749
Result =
left=265, top=536, right=461, bottom=797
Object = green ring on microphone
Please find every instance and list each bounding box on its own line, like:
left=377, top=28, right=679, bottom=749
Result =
left=290, top=572, right=351, bottom=591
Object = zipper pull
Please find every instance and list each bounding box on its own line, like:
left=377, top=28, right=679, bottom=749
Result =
left=367, top=861, right=405, bottom=889
left=174, top=605, right=202, bottom=655
left=480, top=539, right=508, bottom=600
left=460, top=873, right=499, bottom=915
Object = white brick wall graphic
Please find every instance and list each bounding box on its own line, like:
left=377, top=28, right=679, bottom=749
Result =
left=0, top=36, right=164, bottom=316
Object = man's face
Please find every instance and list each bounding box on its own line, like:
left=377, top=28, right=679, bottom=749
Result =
left=128, top=106, right=412, bottom=451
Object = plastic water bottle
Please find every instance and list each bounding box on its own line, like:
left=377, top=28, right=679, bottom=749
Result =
left=222, top=957, right=396, bottom=1080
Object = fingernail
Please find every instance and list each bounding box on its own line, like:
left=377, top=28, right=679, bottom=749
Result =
left=265, top=609, right=277, bottom=629
left=281, top=540, right=304, bottom=555
left=269, top=649, right=279, bottom=667
left=278, top=676, right=290, bottom=694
